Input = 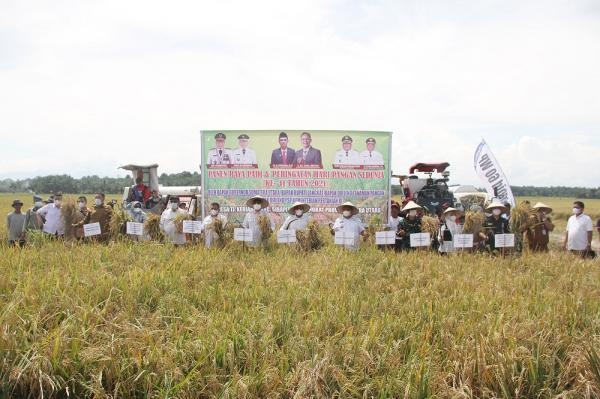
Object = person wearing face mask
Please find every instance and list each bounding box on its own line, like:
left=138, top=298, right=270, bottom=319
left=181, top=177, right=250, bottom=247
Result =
left=145, top=189, right=163, bottom=212
left=281, top=202, right=311, bottom=231
left=203, top=202, right=228, bottom=248
left=396, top=201, right=423, bottom=251
left=37, top=192, right=65, bottom=237
left=564, top=200, right=594, bottom=257
left=160, top=197, right=187, bottom=246
left=438, top=207, right=463, bottom=254
left=243, top=195, right=275, bottom=248
left=332, top=201, right=365, bottom=251
left=126, top=201, right=149, bottom=242
left=524, top=202, right=555, bottom=252
left=72, top=196, right=89, bottom=240
left=22, top=195, right=44, bottom=236
left=73, top=192, right=113, bottom=242
left=480, top=201, right=510, bottom=253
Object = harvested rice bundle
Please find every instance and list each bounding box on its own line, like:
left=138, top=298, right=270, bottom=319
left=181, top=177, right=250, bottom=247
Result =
left=509, top=201, right=537, bottom=233
left=363, top=215, right=385, bottom=245
left=462, top=211, right=484, bottom=234
left=421, top=215, right=440, bottom=236
left=258, top=215, right=272, bottom=241
left=61, top=198, right=77, bottom=240
left=211, top=218, right=234, bottom=248
left=173, top=212, right=192, bottom=233
left=296, top=220, right=324, bottom=251
left=109, top=205, right=131, bottom=240
left=144, top=214, right=163, bottom=241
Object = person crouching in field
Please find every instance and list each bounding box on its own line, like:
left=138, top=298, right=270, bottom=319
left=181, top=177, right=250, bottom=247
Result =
left=524, top=202, right=555, bottom=252
left=202, top=202, right=227, bottom=248
left=160, top=197, right=187, bottom=246
left=73, top=193, right=113, bottom=242
left=396, top=201, right=423, bottom=251
left=281, top=202, right=311, bottom=231
left=438, top=207, right=462, bottom=254
left=243, top=195, right=274, bottom=248
left=332, top=201, right=365, bottom=251
left=564, top=201, right=594, bottom=258
left=7, top=199, right=26, bottom=247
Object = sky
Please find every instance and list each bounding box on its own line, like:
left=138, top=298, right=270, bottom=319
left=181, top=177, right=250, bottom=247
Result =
left=1, top=0, right=599, bottom=187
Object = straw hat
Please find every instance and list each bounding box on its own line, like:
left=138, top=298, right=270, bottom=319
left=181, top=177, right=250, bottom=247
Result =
left=442, top=207, right=462, bottom=217
left=402, top=200, right=422, bottom=212
left=485, top=200, right=507, bottom=213
left=532, top=202, right=553, bottom=213
left=288, top=201, right=310, bottom=214
left=336, top=201, right=359, bottom=215
left=246, top=195, right=269, bottom=208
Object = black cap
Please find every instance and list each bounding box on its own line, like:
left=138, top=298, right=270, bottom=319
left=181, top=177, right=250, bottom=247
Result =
left=215, top=132, right=226, bottom=140
left=341, top=135, right=353, bottom=143
left=366, top=137, right=376, bottom=144
left=238, top=133, right=250, bottom=140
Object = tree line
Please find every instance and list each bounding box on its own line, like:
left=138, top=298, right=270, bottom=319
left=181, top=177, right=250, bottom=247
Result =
left=0, top=172, right=201, bottom=194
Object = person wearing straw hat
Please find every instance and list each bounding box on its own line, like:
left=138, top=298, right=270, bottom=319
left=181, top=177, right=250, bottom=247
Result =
left=438, top=207, right=463, bottom=254
left=7, top=199, right=26, bottom=247
left=281, top=202, right=311, bottom=231
left=480, top=200, right=510, bottom=252
left=243, top=195, right=275, bottom=247
left=202, top=202, right=228, bottom=248
left=332, top=201, right=365, bottom=251
left=22, top=195, right=44, bottom=236
left=523, top=202, right=555, bottom=252
left=396, top=200, right=423, bottom=251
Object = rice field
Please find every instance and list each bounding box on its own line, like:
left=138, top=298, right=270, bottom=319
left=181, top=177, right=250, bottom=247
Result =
left=1, top=194, right=600, bottom=398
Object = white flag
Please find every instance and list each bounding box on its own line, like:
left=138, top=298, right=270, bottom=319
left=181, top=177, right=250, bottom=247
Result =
left=474, top=139, right=515, bottom=207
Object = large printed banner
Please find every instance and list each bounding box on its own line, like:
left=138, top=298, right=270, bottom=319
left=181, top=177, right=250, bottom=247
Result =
left=201, top=130, right=391, bottom=224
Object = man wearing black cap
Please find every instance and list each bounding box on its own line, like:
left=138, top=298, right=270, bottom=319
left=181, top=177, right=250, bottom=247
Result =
left=207, top=132, right=233, bottom=166
left=270, top=131, right=296, bottom=167
left=334, top=135, right=361, bottom=166
left=7, top=199, right=26, bottom=247
left=360, top=137, right=384, bottom=166
left=232, top=133, right=257, bottom=166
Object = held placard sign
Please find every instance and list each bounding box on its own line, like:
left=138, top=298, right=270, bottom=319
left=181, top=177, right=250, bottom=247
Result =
left=375, top=231, right=396, bottom=245
left=83, top=222, right=101, bottom=237
left=277, top=229, right=297, bottom=244
left=410, top=232, right=431, bottom=247
left=182, top=220, right=203, bottom=234
left=453, top=234, right=474, bottom=248
left=234, top=228, right=254, bottom=242
left=494, top=234, right=515, bottom=248
left=126, top=222, right=144, bottom=236
left=334, top=231, right=358, bottom=246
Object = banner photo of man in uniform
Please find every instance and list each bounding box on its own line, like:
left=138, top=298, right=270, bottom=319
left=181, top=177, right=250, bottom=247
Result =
left=201, top=130, right=391, bottom=224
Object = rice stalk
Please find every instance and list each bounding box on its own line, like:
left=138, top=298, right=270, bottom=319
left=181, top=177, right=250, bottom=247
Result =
left=258, top=215, right=272, bottom=241
left=463, top=211, right=484, bottom=234
left=173, top=212, right=191, bottom=234
left=296, top=220, right=324, bottom=251
left=144, top=214, right=163, bottom=241
left=61, top=198, right=77, bottom=241
left=420, top=216, right=439, bottom=236
left=109, top=205, right=131, bottom=240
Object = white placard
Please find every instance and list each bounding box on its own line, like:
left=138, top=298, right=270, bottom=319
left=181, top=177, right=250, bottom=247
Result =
left=126, top=222, right=144, bottom=236
left=83, top=222, right=101, bottom=237
left=494, top=233, right=515, bottom=248
left=334, top=231, right=358, bottom=246
left=234, top=228, right=254, bottom=242
left=375, top=231, right=396, bottom=245
left=182, top=220, right=203, bottom=234
left=277, top=229, right=297, bottom=244
left=453, top=234, right=474, bottom=248
left=410, top=232, right=431, bottom=247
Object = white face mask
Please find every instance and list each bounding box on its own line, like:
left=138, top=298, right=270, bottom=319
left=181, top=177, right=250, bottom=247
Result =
left=94, top=199, right=103, bottom=206
left=295, top=209, right=303, bottom=217
left=34, top=201, right=43, bottom=208
left=54, top=200, right=62, bottom=207
left=448, top=215, right=456, bottom=222
left=408, top=210, right=417, bottom=217
left=210, top=209, right=219, bottom=216
left=492, top=209, right=501, bottom=216
left=573, top=207, right=581, bottom=215
left=253, top=203, right=262, bottom=211
left=78, top=202, right=86, bottom=209
left=342, top=210, right=351, bottom=217
left=170, top=203, right=178, bottom=210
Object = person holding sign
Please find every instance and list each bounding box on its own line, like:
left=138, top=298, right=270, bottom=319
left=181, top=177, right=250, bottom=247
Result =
left=396, top=201, right=423, bottom=251
left=479, top=201, right=510, bottom=253
left=281, top=202, right=311, bottom=231
left=438, top=207, right=462, bottom=254
left=160, top=197, right=187, bottom=246
left=332, top=201, right=365, bottom=251
left=523, top=202, right=555, bottom=252
left=73, top=192, right=113, bottom=242
left=202, top=202, right=227, bottom=248
left=243, top=195, right=275, bottom=248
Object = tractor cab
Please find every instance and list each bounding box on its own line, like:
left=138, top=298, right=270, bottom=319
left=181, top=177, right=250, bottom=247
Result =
left=399, top=162, right=456, bottom=215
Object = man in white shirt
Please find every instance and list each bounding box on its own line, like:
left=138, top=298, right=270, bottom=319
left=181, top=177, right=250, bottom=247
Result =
left=280, top=202, right=311, bottom=231
left=243, top=195, right=275, bottom=248
left=202, top=202, right=228, bottom=248
left=564, top=200, right=593, bottom=257
left=334, top=135, right=361, bottom=166
left=232, top=133, right=258, bottom=166
left=332, top=201, right=365, bottom=251
left=160, top=197, right=187, bottom=245
left=36, top=192, right=65, bottom=236
left=360, top=137, right=384, bottom=166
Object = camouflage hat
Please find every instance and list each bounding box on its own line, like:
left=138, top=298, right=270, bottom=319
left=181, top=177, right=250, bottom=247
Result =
left=341, top=135, right=353, bottom=143
left=238, top=133, right=250, bottom=140
left=365, top=137, right=376, bottom=144
left=214, top=132, right=226, bottom=140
